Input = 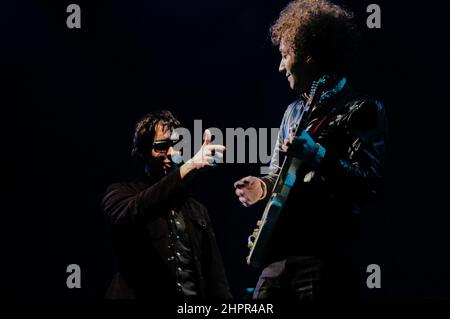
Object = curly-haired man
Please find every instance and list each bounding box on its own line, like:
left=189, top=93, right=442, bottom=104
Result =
left=102, top=110, right=232, bottom=298
left=234, top=0, right=387, bottom=299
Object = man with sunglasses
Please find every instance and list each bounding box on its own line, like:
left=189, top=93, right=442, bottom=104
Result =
left=102, top=110, right=231, bottom=299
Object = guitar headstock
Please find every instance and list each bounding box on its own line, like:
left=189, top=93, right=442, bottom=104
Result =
left=302, top=75, right=329, bottom=115
left=307, top=75, right=329, bottom=104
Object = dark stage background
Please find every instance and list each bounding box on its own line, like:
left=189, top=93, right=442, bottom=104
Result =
left=2, top=0, right=449, bottom=299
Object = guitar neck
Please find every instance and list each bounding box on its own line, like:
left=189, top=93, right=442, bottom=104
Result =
left=271, top=78, right=326, bottom=194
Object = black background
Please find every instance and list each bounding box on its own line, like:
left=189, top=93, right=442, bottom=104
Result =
left=1, top=0, right=449, bottom=299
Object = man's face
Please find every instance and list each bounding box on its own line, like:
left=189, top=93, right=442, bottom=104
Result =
left=278, top=39, right=316, bottom=93
left=150, top=123, right=176, bottom=175
left=278, top=40, right=300, bottom=91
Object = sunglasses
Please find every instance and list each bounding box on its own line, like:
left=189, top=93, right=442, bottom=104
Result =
left=152, top=139, right=179, bottom=153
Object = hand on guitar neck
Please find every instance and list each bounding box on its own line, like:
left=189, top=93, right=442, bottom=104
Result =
left=234, top=176, right=266, bottom=207
left=282, top=128, right=321, bottom=162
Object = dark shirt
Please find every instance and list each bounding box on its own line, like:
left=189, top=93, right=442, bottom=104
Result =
left=102, top=168, right=232, bottom=299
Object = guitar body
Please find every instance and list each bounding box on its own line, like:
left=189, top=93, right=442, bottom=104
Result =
left=246, top=76, right=328, bottom=268
left=247, top=157, right=302, bottom=267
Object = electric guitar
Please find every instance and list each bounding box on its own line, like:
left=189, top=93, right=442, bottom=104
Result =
left=246, top=75, right=329, bottom=268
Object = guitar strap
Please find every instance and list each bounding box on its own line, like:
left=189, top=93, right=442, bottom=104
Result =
left=309, top=111, right=333, bottom=137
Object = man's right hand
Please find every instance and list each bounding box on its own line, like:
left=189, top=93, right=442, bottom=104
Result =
left=180, top=129, right=225, bottom=178
left=234, top=176, right=265, bottom=207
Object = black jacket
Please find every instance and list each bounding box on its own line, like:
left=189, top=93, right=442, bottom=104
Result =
left=261, top=83, right=388, bottom=286
left=102, top=168, right=232, bottom=299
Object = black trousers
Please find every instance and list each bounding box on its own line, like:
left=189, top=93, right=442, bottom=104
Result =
left=253, top=256, right=322, bottom=299
left=253, top=256, right=356, bottom=300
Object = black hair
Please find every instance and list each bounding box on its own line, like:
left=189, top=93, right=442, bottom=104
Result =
left=131, top=110, right=180, bottom=161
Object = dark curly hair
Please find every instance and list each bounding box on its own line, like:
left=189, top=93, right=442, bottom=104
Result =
left=131, top=110, right=180, bottom=161
left=270, top=0, right=359, bottom=76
